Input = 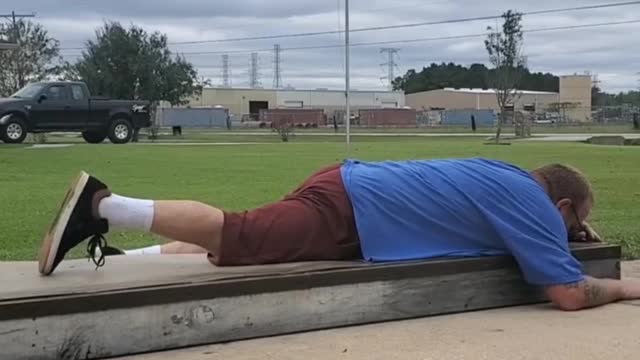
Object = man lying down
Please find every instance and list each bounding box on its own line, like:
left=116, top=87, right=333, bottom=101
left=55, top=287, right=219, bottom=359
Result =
left=38, top=157, right=640, bottom=310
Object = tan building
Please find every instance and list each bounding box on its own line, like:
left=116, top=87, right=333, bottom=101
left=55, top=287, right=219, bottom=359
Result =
left=559, top=75, right=592, bottom=122
left=188, top=88, right=277, bottom=117
left=406, top=88, right=559, bottom=113
left=182, top=87, right=405, bottom=120
left=406, top=75, right=593, bottom=122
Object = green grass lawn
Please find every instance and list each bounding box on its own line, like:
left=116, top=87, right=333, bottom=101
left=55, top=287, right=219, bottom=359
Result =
left=1, top=136, right=639, bottom=261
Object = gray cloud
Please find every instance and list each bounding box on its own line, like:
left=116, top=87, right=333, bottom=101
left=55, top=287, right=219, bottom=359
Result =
left=7, top=0, right=640, bottom=92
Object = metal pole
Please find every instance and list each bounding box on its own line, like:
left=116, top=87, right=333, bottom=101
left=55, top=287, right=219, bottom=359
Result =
left=345, top=0, right=351, bottom=154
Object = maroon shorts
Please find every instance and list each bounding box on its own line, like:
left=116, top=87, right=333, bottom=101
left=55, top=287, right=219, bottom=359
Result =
left=209, top=164, right=362, bottom=266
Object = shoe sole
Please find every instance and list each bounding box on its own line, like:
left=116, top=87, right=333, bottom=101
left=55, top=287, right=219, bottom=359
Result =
left=38, top=171, right=90, bottom=276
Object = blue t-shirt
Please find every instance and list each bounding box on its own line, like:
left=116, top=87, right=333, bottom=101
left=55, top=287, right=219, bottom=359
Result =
left=340, top=158, right=583, bottom=286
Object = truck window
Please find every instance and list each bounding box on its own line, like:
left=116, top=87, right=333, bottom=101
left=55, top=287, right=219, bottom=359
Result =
left=70, top=85, right=86, bottom=101
left=46, top=85, right=69, bottom=101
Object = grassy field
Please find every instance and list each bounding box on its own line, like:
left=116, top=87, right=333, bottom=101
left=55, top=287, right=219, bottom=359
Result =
left=1, top=136, right=639, bottom=261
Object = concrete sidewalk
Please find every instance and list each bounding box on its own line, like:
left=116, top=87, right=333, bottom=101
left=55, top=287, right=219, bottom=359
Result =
left=117, top=261, right=640, bottom=360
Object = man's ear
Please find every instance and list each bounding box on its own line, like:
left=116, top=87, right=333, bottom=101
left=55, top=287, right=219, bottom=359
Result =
left=556, top=198, right=572, bottom=210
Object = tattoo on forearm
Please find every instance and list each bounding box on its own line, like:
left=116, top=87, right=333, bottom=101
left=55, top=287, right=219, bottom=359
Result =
left=563, top=279, right=610, bottom=307
left=563, top=282, right=581, bottom=289
left=583, top=280, right=606, bottom=305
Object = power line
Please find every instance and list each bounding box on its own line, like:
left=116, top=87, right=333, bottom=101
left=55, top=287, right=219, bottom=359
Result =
left=1, top=12, right=36, bottom=48
left=61, top=19, right=637, bottom=57
left=156, top=1, right=640, bottom=46
left=58, top=2, right=640, bottom=51
left=0, top=12, right=35, bottom=20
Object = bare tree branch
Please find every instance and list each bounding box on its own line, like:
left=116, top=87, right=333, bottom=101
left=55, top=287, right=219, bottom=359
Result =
left=485, top=10, right=527, bottom=143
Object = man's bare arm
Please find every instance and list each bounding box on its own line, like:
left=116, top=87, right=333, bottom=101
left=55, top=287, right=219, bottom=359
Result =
left=545, top=276, right=640, bottom=311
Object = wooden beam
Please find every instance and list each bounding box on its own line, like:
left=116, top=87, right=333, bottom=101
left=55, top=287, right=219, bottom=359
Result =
left=0, top=244, right=620, bottom=360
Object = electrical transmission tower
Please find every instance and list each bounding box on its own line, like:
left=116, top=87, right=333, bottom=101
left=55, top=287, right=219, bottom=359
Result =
left=380, top=48, right=400, bottom=91
left=272, top=44, right=282, bottom=89
left=636, top=72, right=640, bottom=107
left=249, top=52, right=261, bottom=88
left=221, top=54, right=230, bottom=87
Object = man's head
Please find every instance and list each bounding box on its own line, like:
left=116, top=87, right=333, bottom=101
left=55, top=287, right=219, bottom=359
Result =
left=530, top=163, right=594, bottom=233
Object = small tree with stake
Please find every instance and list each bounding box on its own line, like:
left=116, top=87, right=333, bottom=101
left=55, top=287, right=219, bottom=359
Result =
left=485, top=10, right=527, bottom=143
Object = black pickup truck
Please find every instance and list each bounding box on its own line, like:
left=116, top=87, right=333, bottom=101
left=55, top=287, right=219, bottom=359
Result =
left=0, top=81, right=151, bottom=144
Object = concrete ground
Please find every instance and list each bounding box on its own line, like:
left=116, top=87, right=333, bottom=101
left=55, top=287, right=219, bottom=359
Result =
left=117, top=261, right=640, bottom=360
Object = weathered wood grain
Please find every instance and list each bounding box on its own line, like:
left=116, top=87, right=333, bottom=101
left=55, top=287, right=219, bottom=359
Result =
left=0, top=244, right=620, bottom=360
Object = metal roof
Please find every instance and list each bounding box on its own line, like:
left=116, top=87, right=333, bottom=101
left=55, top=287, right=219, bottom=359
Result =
left=441, top=87, right=557, bottom=95
left=205, top=86, right=402, bottom=94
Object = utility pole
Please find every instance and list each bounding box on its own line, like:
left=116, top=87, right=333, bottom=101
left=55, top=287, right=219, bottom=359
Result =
left=636, top=72, right=640, bottom=107
left=380, top=48, right=399, bottom=91
left=249, top=52, right=261, bottom=88
left=592, top=74, right=603, bottom=123
left=0, top=11, right=35, bottom=44
left=1, top=12, right=35, bottom=91
left=1, top=11, right=36, bottom=24
left=344, top=0, right=351, bottom=153
left=272, top=44, right=282, bottom=89
left=221, top=54, right=230, bottom=87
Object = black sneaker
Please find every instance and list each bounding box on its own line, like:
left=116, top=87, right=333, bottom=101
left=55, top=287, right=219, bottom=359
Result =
left=38, top=171, right=112, bottom=275
left=100, top=245, right=125, bottom=256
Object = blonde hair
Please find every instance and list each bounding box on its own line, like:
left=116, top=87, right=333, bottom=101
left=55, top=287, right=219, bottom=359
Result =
left=530, top=164, right=594, bottom=207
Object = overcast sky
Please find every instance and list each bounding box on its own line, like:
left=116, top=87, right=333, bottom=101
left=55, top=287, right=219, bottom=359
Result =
left=6, top=0, right=640, bottom=92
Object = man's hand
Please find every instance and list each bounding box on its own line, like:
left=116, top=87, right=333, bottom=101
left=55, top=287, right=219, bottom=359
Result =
left=569, top=221, right=602, bottom=243
left=545, top=276, right=640, bottom=311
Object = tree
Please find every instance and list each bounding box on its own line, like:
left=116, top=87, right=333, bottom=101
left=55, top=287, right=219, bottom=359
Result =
left=484, top=10, right=527, bottom=143
left=62, top=22, right=202, bottom=119
left=0, top=19, right=61, bottom=96
left=393, top=63, right=557, bottom=95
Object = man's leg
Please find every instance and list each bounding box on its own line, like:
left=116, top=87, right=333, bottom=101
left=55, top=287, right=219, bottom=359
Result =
left=98, top=198, right=219, bottom=256
left=39, top=164, right=359, bottom=275
left=106, top=241, right=207, bottom=256
left=38, top=173, right=229, bottom=275
left=112, top=162, right=351, bottom=257
left=160, top=241, right=208, bottom=254
left=100, top=199, right=225, bottom=252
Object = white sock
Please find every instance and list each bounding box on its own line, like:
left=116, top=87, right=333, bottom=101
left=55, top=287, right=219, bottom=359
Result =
left=124, top=245, right=162, bottom=256
left=98, top=193, right=155, bottom=231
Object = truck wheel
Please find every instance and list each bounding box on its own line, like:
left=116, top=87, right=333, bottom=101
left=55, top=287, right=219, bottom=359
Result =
left=108, top=118, right=133, bottom=144
left=1, top=116, right=28, bottom=144
left=82, top=131, right=107, bottom=144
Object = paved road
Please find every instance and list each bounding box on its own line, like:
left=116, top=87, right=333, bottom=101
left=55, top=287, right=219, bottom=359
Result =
left=524, top=134, right=640, bottom=141
left=17, top=132, right=640, bottom=148
left=175, top=131, right=640, bottom=138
